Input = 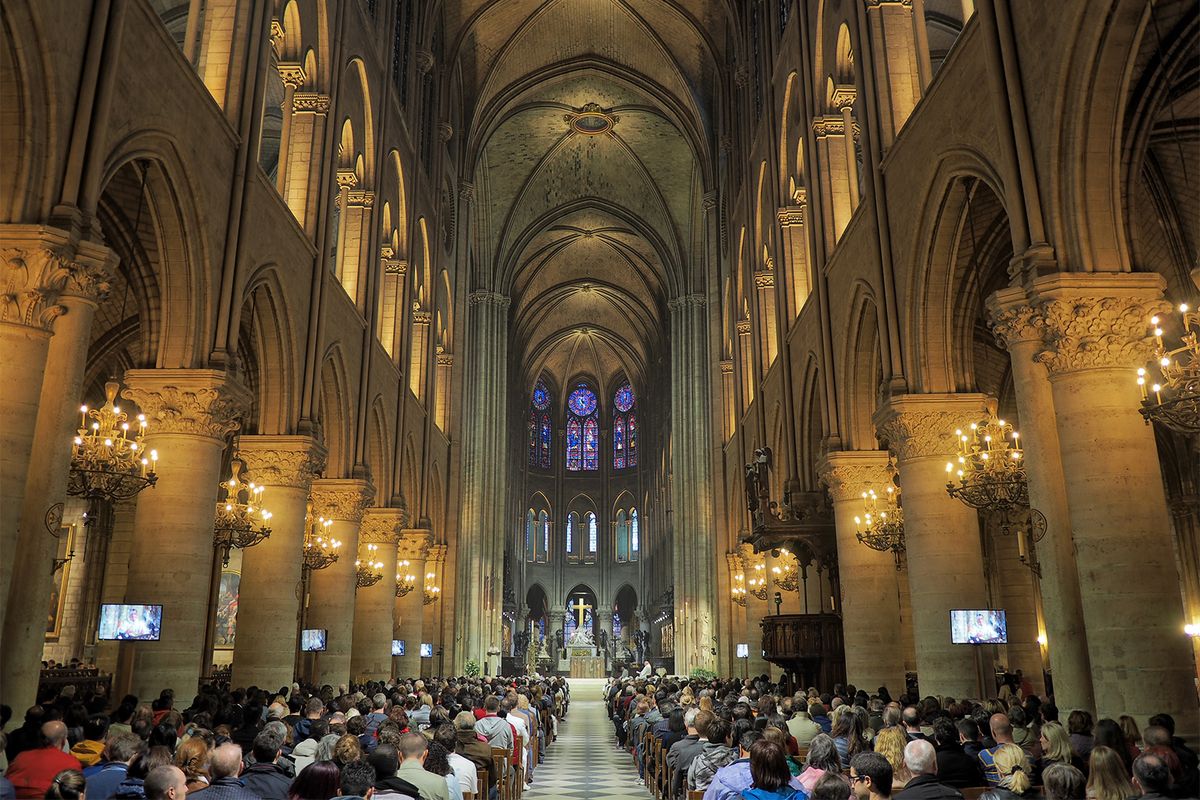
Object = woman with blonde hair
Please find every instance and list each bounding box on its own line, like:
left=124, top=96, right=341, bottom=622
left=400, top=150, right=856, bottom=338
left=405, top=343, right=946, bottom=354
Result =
left=175, top=736, right=211, bottom=793
left=1085, top=745, right=1135, bottom=800
left=873, top=727, right=912, bottom=790
left=1040, top=721, right=1087, bottom=775
left=1116, top=717, right=1141, bottom=752
left=982, top=743, right=1035, bottom=800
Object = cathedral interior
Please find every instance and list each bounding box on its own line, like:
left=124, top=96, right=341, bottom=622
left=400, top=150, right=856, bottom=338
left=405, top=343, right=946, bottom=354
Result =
left=0, top=0, right=1197, bottom=737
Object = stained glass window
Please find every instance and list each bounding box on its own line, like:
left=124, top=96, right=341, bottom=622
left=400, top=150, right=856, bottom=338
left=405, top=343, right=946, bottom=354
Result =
left=616, top=510, right=629, bottom=562
left=537, top=617, right=545, bottom=641
left=541, top=512, right=550, bottom=561
left=631, top=508, right=639, bottom=561
left=566, top=383, right=598, bottom=471
left=587, top=512, right=598, bottom=555
left=524, top=510, right=535, bottom=562
left=565, top=512, right=575, bottom=557
left=530, top=381, right=552, bottom=470
left=613, top=382, right=637, bottom=469
left=612, top=612, right=622, bottom=640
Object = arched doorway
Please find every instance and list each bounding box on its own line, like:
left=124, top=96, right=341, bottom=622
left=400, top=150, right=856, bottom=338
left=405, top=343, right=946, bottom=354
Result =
left=524, top=584, right=550, bottom=644
left=613, top=584, right=641, bottom=663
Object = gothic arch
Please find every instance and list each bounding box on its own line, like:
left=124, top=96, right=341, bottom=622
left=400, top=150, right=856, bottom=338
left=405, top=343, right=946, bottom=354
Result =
left=366, top=394, right=390, bottom=497
left=842, top=281, right=883, bottom=450
left=237, top=264, right=299, bottom=434
left=0, top=0, right=53, bottom=223
left=317, top=345, right=353, bottom=477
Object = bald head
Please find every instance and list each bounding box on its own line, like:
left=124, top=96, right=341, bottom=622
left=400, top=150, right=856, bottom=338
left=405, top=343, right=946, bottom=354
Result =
left=904, top=739, right=938, bottom=776
left=145, top=765, right=187, bottom=799
left=41, top=720, right=68, bottom=748
left=208, top=743, right=244, bottom=779
left=989, top=713, right=1013, bottom=743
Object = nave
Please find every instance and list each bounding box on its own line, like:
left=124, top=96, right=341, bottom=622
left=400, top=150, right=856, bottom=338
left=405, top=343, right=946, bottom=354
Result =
left=525, top=678, right=650, bottom=800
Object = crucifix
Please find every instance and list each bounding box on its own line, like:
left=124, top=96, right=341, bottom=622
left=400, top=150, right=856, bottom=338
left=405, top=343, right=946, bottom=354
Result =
left=569, top=597, right=592, bottom=630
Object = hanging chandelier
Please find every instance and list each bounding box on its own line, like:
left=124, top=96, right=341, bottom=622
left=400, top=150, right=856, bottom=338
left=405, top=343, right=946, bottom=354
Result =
left=854, top=478, right=905, bottom=569
left=731, top=572, right=748, bottom=607
left=1137, top=303, right=1200, bottom=435
left=355, top=543, right=384, bottom=588
left=771, top=548, right=800, bottom=592
left=747, top=562, right=768, bottom=601
left=68, top=380, right=159, bottom=502
left=423, top=570, right=441, bottom=605
left=396, top=559, right=417, bottom=597
left=945, top=417, right=1029, bottom=514
left=302, top=501, right=340, bottom=572
left=212, top=459, right=272, bottom=566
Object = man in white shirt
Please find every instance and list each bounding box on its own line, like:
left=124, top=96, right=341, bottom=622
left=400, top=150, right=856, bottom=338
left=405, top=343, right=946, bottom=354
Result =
left=434, top=724, right=477, bottom=797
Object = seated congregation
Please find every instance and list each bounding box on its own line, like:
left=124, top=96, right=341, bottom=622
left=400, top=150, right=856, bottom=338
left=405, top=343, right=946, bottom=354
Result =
left=1, top=675, right=566, bottom=800
left=607, top=676, right=1198, bottom=800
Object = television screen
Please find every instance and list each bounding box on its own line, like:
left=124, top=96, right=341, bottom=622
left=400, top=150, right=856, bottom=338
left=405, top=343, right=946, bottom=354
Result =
left=950, top=609, right=1008, bottom=644
left=392, top=639, right=405, bottom=656
left=419, top=643, right=433, bottom=658
left=300, top=629, right=327, bottom=652
left=97, top=604, right=162, bottom=641
left=736, top=643, right=749, bottom=658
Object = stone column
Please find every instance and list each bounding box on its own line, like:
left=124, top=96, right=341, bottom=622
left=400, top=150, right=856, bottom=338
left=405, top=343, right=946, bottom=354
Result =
left=394, top=529, right=431, bottom=679
left=275, top=64, right=305, bottom=197
left=290, top=92, right=330, bottom=233
left=120, top=369, right=246, bottom=700
left=0, top=227, right=73, bottom=620
left=455, top=292, right=509, bottom=671
left=875, top=394, right=991, bottom=698
left=2, top=240, right=114, bottom=710
left=423, top=543, right=447, bottom=672
left=308, top=478, right=374, bottom=688
left=670, top=294, right=718, bottom=673
left=352, top=508, right=403, bottom=681
left=777, top=202, right=812, bottom=319
left=819, top=450, right=909, bottom=694
left=230, top=435, right=326, bottom=690
left=987, top=288, right=1094, bottom=711
left=1030, top=273, right=1196, bottom=733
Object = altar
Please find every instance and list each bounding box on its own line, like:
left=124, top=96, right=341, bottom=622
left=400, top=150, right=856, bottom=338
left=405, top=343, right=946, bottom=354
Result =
left=569, top=655, right=605, bottom=678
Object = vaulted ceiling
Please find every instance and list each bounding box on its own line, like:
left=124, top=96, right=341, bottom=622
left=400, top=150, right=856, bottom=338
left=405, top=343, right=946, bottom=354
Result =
left=449, top=0, right=732, bottom=394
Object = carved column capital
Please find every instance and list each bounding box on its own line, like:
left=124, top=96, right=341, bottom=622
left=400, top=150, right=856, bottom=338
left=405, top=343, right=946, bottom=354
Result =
left=292, top=92, right=330, bottom=113
left=425, top=543, right=446, bottom=567
left=310, top=478, right=375, bottom=523
left=702, top=190, right=718, bottom=210
left=830, top=85, right=857, bottom=111
left=817, top=450, right=894, bottom=502
left=235, top=435, right=327, bottom=490
left=777, top=206, right=805, bottom=227
left=415, top=49, right=435, bottom=74
left=122, top=369, right=248, bottom=442
left=736, top=318, right=752, bottom=335
left=0, top=226, right=79, bottom=330
left=811, top=115, right=846, bottom=137
left=873, top=393, right=992, bottom=463
left=397, top=529, right=433, bottom=560
left=277, top=63, right=307, bottom=89
left=468, top=290, right=510, bottom=308
left=985, top=286, right=1042, bottom=350
left=459, top=181, right=476, bottom=204
left=1028, top=273, right=1170, bottom=376
left=667, top=293, right=707, bottom=311
left=438, top=122, right=454, bottom=142
left=383, top=259, right=407, bottom=275
left=361, top=507, right=406, bottom=543
left=719, top=359, right=734, bottom=375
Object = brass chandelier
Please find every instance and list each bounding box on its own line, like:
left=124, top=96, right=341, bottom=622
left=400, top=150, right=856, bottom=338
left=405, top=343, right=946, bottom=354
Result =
left=771, top=548, right=800, bottom=592
left=747, top=561, right=768, bottom=601
left=355, top=543, right=385, bottom=588
left=302, top=501, right=341, bottom=573
left=1137, top=303, right=1200, bottom=435
left=730, top=572, right=748, bottom=607
left=68, top=381, right=159, bottom=502
left=423, top=571, right=441, bottom=605
left=396, top=559, right=417, bottom=597
left=213, top=459, right=272, bottom=566
left=945, top=417, right=1029, bottom=514
left=854, top=474, right=906, bottom=569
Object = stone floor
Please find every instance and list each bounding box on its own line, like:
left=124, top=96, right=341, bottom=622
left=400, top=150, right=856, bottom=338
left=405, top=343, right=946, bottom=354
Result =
left=523, top=677, right=652, bottom=800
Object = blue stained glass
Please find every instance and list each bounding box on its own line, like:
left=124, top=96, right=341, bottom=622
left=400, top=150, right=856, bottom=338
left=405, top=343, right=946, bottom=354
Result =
left=532, top=380, right=551, bottom=411
left=566, top=514, right=574, bottom=554
left=566, top=419, right=582, bottom=471
left=568, top=386, right=597, bottom=417
left=539, top=413, right=551, bottom=469
left=614, top=383, right=635, bottom=412
left=613, top=613, right=622, bottom=640
left=628, top=413, right=638, bottom=467
left=613, top=418, right=625, bottom=469
left=537, top=617, right=545, bottom=641
left=587, top=512, right=597, bottom=553
left=583, top=417, right=598, bottom=471
left=631, top=508, right=639, bottom=556
left=528, top=412, right=537, bottom=466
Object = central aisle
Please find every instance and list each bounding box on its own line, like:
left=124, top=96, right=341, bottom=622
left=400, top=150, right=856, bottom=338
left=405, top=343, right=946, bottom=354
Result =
left=524, top=677, right=651, bottom=800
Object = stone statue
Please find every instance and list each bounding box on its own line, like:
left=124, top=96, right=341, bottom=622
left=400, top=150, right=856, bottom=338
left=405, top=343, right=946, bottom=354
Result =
left=598, top=628, right=608, bottom=652
left=554, top=627, right=564, bottom=654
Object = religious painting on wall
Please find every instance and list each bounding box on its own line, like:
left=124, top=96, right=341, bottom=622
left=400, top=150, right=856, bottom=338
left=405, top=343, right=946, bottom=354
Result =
left=214, top=552, right=241, bottom=649
left=660, top=623, right=675, bottom=658
left=46, top=524, right=76, bottom=641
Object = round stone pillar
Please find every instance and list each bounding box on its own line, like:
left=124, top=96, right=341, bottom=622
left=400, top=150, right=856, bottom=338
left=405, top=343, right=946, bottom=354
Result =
left=393, top=530, right=430, bottom=679
left=875, top=394, right=991, bottom=699
left=819, top=450, right=909, bottom=695
left=231, top=436, right=326, bottom=690
left=121, top=369, right=246, bottom=701
left=2, top=245, right=114, bottom=710
left=308, top=479, right=374, bottom=689
left=988, top=288, right=1094, bottom=711
left=1032, top=273, right=1197, bottom=735
left=0, top=231, right=76, bottom=625
left=351, top=508, right=403, bottom=681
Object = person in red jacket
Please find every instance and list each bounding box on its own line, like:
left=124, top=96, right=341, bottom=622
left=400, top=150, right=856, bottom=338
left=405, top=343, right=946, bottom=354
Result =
left=6, top=721, right=82, bottom=799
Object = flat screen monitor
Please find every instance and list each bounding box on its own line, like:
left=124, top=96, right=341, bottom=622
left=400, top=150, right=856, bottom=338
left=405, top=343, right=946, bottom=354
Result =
left=300, top=629, right=328, bottom=652
left=950, top=609, right=1008, bottom=644
left=97, top=604, right=163, bottom=641
left=419, top=643, right=433, bottom=658
left=736, top=643, right=749, bottom=658
left=392, top=639, right=405, bottom=656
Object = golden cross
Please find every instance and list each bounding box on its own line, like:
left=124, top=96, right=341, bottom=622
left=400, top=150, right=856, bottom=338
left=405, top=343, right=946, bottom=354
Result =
left=569, top=597, right=592, bottom=630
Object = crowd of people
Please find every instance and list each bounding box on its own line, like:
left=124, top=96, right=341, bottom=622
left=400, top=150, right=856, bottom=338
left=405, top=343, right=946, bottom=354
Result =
left=1, top=675, right=568, bottom=800
left=606, top=675, right=1198, bottom=800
